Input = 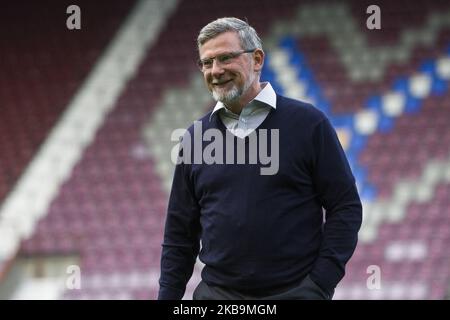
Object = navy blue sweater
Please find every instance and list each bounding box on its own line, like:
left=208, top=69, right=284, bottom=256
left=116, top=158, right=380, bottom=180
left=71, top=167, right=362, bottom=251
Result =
left=158, top=96, right=362, bottom=299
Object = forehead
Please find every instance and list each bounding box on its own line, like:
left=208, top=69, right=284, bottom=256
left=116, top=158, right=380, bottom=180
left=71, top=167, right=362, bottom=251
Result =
left=199, top=31, right=242, bottom=58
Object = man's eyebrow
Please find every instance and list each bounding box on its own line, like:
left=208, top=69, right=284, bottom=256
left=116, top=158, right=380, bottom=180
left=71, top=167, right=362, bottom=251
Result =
left=200, top=49, right=241, bottom=59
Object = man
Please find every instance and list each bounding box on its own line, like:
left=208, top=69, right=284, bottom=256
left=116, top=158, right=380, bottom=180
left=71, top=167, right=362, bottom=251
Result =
left=158, top=17, right=362, bottom=300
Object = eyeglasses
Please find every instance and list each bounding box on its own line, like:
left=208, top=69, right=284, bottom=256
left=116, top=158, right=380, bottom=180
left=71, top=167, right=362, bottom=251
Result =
left=197, top=49, right=256, bottom=71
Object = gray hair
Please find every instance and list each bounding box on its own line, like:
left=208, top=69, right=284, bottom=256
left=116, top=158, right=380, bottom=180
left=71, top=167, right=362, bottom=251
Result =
left=197, top=17, right=262, bottom=51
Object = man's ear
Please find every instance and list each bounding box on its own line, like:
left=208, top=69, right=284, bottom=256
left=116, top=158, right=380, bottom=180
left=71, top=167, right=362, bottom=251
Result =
left=253, top=49, right=265, bottom=72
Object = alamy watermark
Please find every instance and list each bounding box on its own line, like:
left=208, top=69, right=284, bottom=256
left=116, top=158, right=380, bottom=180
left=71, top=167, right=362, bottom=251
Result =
left=366, top=5, right=381, bottom=30
left=66, top=5, right=81, bottom=30
left=170, top=121, right=280, bottom=175
left=366, top=264, right=381, bottom=290
left=66, top=264, right=81, bottom=290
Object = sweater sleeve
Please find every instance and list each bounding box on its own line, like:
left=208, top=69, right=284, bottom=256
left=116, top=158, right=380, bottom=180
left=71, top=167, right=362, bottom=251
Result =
left=309, top=118, right=363, bottom=295
left=158, top=158, right=201, bottom=300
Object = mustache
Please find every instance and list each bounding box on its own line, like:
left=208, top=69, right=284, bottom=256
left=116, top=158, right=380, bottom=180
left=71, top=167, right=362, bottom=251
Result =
left=210, top=76, right=233, bottom=85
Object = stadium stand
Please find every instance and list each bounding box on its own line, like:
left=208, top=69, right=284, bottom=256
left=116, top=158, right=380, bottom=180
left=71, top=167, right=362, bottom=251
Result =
left=0, top=0, right=449, bottom=300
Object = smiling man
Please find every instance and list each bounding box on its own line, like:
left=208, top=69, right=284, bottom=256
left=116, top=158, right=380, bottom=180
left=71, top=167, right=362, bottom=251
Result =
left=158, top=17, right=362, bottom=300
left=199, top=29, right=262, bottom=114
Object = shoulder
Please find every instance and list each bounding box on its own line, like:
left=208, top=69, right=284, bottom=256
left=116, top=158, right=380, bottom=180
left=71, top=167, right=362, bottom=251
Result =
left=275, top=95, right=328, bottom=126
left=185, top=111, right=215, bottom=134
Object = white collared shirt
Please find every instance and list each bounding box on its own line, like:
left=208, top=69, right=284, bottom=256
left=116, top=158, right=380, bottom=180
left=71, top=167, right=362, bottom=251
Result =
left=209, top=82, right=277, bottom=139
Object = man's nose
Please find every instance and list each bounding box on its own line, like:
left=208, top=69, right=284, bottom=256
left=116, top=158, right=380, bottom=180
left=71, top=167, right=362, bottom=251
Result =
left=210, top=59, right=225, bottom=77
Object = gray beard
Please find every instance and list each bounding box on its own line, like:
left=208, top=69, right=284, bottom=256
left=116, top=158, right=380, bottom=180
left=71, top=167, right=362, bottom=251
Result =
left=212, top=85, right=241, bottom=104
left=211, top=72, right=255, bottom=105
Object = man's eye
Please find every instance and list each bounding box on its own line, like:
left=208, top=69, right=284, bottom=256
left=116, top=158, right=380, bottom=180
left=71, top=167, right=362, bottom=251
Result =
left=218, top=54, right=232, bottom=63
left=203, top=59, right=213, bottom=67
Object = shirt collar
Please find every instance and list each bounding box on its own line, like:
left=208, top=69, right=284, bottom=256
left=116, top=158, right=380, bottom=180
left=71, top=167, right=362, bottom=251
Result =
left=209, top=82, right=277, bottom=121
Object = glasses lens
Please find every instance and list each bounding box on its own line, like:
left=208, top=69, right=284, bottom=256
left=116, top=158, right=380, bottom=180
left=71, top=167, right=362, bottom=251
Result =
left=218, top=53, right=232, bottom=63
left=197, top=59, right=203, bottom=70
left=197, top=49, right=255, bottom=71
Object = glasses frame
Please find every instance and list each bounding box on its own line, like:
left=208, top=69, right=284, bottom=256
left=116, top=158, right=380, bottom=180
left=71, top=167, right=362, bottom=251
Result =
left=197, top=48, right=256, bottom=71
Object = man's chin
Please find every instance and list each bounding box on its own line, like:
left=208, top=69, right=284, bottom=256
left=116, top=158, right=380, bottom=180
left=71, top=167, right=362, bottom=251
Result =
left=212, top=89, right=240, bottom=104
left=214, top=95, right=238, bottom=105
